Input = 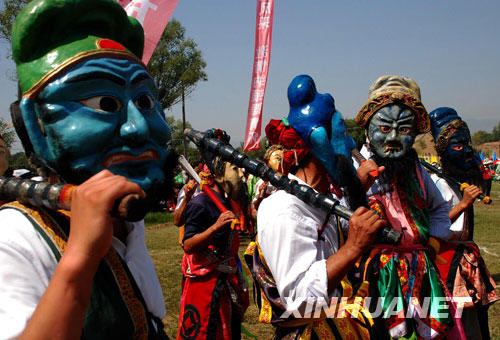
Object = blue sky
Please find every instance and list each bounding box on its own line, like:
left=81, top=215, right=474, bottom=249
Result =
left=1, top=0, right=499, bottom=152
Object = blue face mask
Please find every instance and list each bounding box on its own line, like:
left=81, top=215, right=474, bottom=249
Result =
left=368, top=104, right=416, bottom=159
left=442, top=129, right=477, bottom=170
left=20, top=58, right=171, bottom=194
left=287, top=75, right=355, bottom=184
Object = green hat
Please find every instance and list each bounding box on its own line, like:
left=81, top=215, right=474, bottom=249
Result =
left=12, top=0, right=145, bottom=98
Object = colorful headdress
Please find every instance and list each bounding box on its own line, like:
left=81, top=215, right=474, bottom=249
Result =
left=429, top=107, right=471, bottom=155
left=12, top=0, right=145, bottom=98
left=198, top=163, right=215, bottom=186
left=265, top=118, right=310, bottom=174
left=205, top=128, right=231, bottom=145
left=356, top=75, right=430, bottom=134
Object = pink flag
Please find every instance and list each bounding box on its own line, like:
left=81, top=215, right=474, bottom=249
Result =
left=116, top=0, right=179, bottom=64
left=243, top=0, right=274, bottom=151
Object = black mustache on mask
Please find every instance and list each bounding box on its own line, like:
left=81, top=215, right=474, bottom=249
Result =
left=372, top=148, right=419, bottom=191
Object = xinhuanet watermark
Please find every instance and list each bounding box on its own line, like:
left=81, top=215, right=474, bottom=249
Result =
left=279, top=296, right=472, bottom=319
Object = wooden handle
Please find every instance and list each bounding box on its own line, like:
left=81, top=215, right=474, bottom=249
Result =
left=201, top=185, right=227, bottom=213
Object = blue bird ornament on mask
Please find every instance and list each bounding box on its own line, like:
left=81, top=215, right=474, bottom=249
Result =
left=287, top=75, right=356, bottom=185
left=20, top=58, right=172, bottom=195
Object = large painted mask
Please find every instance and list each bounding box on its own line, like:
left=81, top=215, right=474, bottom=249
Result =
left=367, top=104, right=416, bottom=159
left=214, top=161, right=247, bottom=203
left=11, top=0, right=172, bottom=195
left=356, top=75, right=430, bottom=159
left=287, top=75, right=355, bottom=184
left=443, top=130, right=477, bottom=170
left=20, top=58, right=171, bottom=192
left=202, top=128, right=248, bottom=203
left=429, top=107, right=478, bottom=170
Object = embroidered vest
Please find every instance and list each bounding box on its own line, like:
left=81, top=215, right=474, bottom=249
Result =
left=1, top=202, right=169, bottom=340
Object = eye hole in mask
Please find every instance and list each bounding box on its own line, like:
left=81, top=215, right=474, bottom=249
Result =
left=380, top=125, right=391, bottom=133
left=134, top=93, right=155, bottom=110
left=81, top=96, right=122, bottom=113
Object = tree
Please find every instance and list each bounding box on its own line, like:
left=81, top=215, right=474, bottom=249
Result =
left=239, top=138, right=267, bottom=161
left=471, top=130, right=493, bottom=146
left=165, top=116, right=200, bottom=163
left=148, top=19, right=207, bottom=110
left=0, top=118, right=15, bottom=148
left=9, top=152, right=33, bottom=171
left=344, top=119, right=366, bottom=150
left=0, top=0, right=30, bottom=45
left=491, top=121, right=500, bottom=141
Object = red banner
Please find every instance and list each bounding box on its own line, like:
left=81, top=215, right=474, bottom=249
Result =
left=243, top=0, right=274, bottom=151
left=116, top=0, right=179, bottom=64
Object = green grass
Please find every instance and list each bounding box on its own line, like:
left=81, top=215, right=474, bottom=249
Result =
left=144, top=211, right=173, bottom=227
left=475, top=181, right=500, bottom=339
left=145, top=182, right=500, bottom=339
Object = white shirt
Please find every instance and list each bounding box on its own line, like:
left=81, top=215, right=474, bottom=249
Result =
left=430, top=174, right=466, bottom=240
left=0, top=207, right=166, bottom=340
left=356, top=145, right=452, bottom=240
left=257, top=174, right=347, bottom=311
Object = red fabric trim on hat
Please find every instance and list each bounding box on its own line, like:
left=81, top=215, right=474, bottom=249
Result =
left=96, top=39, right=127, bottom=51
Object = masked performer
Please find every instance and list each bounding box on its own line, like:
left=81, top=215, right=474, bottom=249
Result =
left=250, top=75, right=387, bottom=339
left=428, top=107, right=498, bottom=340
left=177, top=129, right=249, bottom=340
left=0, top=0, right=175, bottom=338
left=251, top=144, right=283, bottom=213
left=480, top=159, right=494, bottom=198
left=354, top=75, right=459, bottom=339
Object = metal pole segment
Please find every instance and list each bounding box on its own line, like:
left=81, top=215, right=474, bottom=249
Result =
left=0, top=176, right=146, bottom=221
left=184, top=128, right=348, bottom=217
